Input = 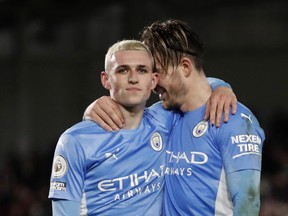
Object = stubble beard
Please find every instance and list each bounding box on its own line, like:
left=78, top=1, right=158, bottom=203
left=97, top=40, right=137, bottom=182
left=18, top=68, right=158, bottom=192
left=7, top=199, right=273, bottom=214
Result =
left=162, top=77, right=186, bottom=111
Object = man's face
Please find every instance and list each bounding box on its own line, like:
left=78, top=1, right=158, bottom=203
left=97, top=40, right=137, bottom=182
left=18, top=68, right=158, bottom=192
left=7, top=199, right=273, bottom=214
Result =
left=103, top=50, right=157, bottom=109
left=154, top=61, right=187, bottom=110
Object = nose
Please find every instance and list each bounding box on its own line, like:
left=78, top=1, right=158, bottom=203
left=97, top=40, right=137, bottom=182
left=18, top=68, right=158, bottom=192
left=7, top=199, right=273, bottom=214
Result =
left=128, top=70, right=138, bottom=83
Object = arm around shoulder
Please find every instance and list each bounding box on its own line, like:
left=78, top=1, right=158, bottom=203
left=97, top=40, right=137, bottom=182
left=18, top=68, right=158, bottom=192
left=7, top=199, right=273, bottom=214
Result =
left=206, top=77, right=237, bottom=126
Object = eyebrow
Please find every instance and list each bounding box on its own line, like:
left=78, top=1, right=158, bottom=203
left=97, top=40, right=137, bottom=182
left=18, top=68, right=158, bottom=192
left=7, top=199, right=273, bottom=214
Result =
left=113, top=65, right=152, bottom=74
left=117, top=64, right=151, bottom=69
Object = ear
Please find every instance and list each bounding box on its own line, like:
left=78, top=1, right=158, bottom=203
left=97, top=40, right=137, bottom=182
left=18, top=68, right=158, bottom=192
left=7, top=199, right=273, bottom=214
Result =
left=151, top=73, right=159, bottom=90
left=101, top=71, right=111, bottom=90
left=180, top=57, right=193, bottom=77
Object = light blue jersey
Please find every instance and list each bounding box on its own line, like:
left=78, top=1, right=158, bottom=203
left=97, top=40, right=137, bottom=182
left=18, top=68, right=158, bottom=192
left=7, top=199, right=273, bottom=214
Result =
left=49, top=102, right=176, bottom=215
left=163, top=102, right=265, bottom=215
left=49, top=77, right=235, bottom=215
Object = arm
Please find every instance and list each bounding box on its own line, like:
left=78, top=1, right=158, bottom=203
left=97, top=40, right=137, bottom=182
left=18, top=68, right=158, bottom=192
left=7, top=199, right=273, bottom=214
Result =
left=226, top=170, right=261, bottom=216
left=49, top=134, right=85, bottom=213
left=206, top=77, right=237, bottom=127
left=220, top=104, right=264, bottom=215
left=52, top=199, right=81, bottom=216
left=83, top=77, right=237, bottom=131
left=208, top=77, right=231, bottom=89
left=83, top=97, right=177, bottom=132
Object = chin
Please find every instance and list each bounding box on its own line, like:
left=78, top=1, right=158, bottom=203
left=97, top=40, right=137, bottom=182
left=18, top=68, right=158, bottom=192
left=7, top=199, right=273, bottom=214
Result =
left=162, top=101, right=179, bottom=111
left=161, top=102, right=169, bottom=110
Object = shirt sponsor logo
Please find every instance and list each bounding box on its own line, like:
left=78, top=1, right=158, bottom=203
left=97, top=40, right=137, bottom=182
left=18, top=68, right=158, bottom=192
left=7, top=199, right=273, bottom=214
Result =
left=52, top=155, right=68, bottom=178
left=164, top=151, right=207, bottom=175
left=150, top=132, right=163, bottom=151
left=164, top=167, right=193, bottom=176
left=192, top=121, right=208, bottom=137
left=97, top=165, right=165, bottom=201
left=113, top=182, right=162, bottom=201
left=166, top=151, right=208, bottom=164
left=50, top=181, right=67, bottom=191
left=98, top=166, right=165, bottom=191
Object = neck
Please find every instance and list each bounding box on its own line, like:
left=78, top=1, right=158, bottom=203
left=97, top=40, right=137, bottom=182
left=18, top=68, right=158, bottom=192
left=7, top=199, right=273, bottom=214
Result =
left=119, top=104, right=145, bottom=130
left=180, top=71, right=212, bottom=112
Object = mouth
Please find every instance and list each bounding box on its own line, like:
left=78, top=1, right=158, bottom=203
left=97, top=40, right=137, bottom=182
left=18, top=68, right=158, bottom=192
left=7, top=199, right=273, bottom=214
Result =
left=154, top=85, right=167, bottom=101
left=126, top=87, right=141, bottom=92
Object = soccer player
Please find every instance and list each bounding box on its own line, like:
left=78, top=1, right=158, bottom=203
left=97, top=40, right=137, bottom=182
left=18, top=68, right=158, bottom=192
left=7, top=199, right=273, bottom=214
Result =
left=84, top=19, right=265, bottom=215
left=48, top=40, right=176, bottom=215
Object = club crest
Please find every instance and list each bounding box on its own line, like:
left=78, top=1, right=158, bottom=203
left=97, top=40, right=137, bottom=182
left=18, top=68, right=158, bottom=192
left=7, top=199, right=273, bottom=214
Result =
left=192, top=120, right=208, bottom=137
left=150, top=132, right=163, bottom=151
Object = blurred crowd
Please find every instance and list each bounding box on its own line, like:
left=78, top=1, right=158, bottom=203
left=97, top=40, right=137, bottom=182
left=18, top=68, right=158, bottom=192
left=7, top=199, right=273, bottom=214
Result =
left=0, top=112, right=287, bottom=216
left=260, top=112, right=288, bottom=216
left=0, top=149, right=53, bottom=216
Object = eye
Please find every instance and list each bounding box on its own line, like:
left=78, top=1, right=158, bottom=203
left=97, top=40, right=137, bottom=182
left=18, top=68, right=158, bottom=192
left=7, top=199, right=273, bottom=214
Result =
left=138, top=68, right=148, bottom=74
left=117, top=68, right=128, bottom=74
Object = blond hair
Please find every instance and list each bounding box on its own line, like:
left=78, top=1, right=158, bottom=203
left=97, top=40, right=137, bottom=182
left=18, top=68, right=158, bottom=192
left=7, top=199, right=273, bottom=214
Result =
left=105, top=40, right=154, bottom=71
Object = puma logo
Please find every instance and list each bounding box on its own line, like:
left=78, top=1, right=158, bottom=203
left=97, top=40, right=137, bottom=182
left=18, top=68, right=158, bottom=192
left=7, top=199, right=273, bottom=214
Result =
left=105, top=148, right=120, bottom=160
left=241, top=113, right=253, bottom=123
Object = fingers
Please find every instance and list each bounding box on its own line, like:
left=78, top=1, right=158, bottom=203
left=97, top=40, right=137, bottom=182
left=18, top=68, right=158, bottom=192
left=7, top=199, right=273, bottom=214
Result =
left=205, top=86, right=238, bottom=127
left=83, top=96, right=124, bottom=132
left=223, top=95, right=237, bottom=122
left=223, top=99, right=231, bottom=123
left=96, top=97, right=124, bottom=131
left=206, top=98, right=216, bottom=126
left=231, top=97, right=238, bottom=114
left=94, top=103, right=122, bottom=131
left=90, top=110, right=115, bottom=132
left=207, top=94, right=225, bottom=127
left=215, top=95, right=225, bottom=127
left=204, top=100, right=211, bottom=121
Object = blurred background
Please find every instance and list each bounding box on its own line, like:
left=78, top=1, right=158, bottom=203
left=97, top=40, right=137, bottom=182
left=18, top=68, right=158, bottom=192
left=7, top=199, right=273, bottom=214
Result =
left=1, top=0, right=288, bottom=215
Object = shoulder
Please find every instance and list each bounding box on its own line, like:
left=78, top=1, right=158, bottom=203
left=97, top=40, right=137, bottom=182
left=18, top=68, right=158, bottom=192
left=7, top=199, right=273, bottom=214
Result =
left=63, top=120, right=106, bottom=136
left=144, top=101, right=180, bottom=128
left=145, top=101, right=166, bottom=114
left=230, top=102, right=261, bottom=126
left=57, top=120, right=110, bottom=150
left=217, top=102, right=265, bottom=140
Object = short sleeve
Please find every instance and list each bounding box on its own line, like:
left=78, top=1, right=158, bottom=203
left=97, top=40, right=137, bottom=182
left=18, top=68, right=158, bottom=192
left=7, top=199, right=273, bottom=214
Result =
left=217, top=104, right=265, bottom=173
left=49, top=133, right=86, bottom=202
left=207, top=77, right=231, bottom=90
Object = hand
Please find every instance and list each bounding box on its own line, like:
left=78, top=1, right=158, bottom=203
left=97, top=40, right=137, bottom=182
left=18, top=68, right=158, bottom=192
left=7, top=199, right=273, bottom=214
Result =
left=83, top=96, right=124, bottom=131
left=204, top=87, right=237, bottom=127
